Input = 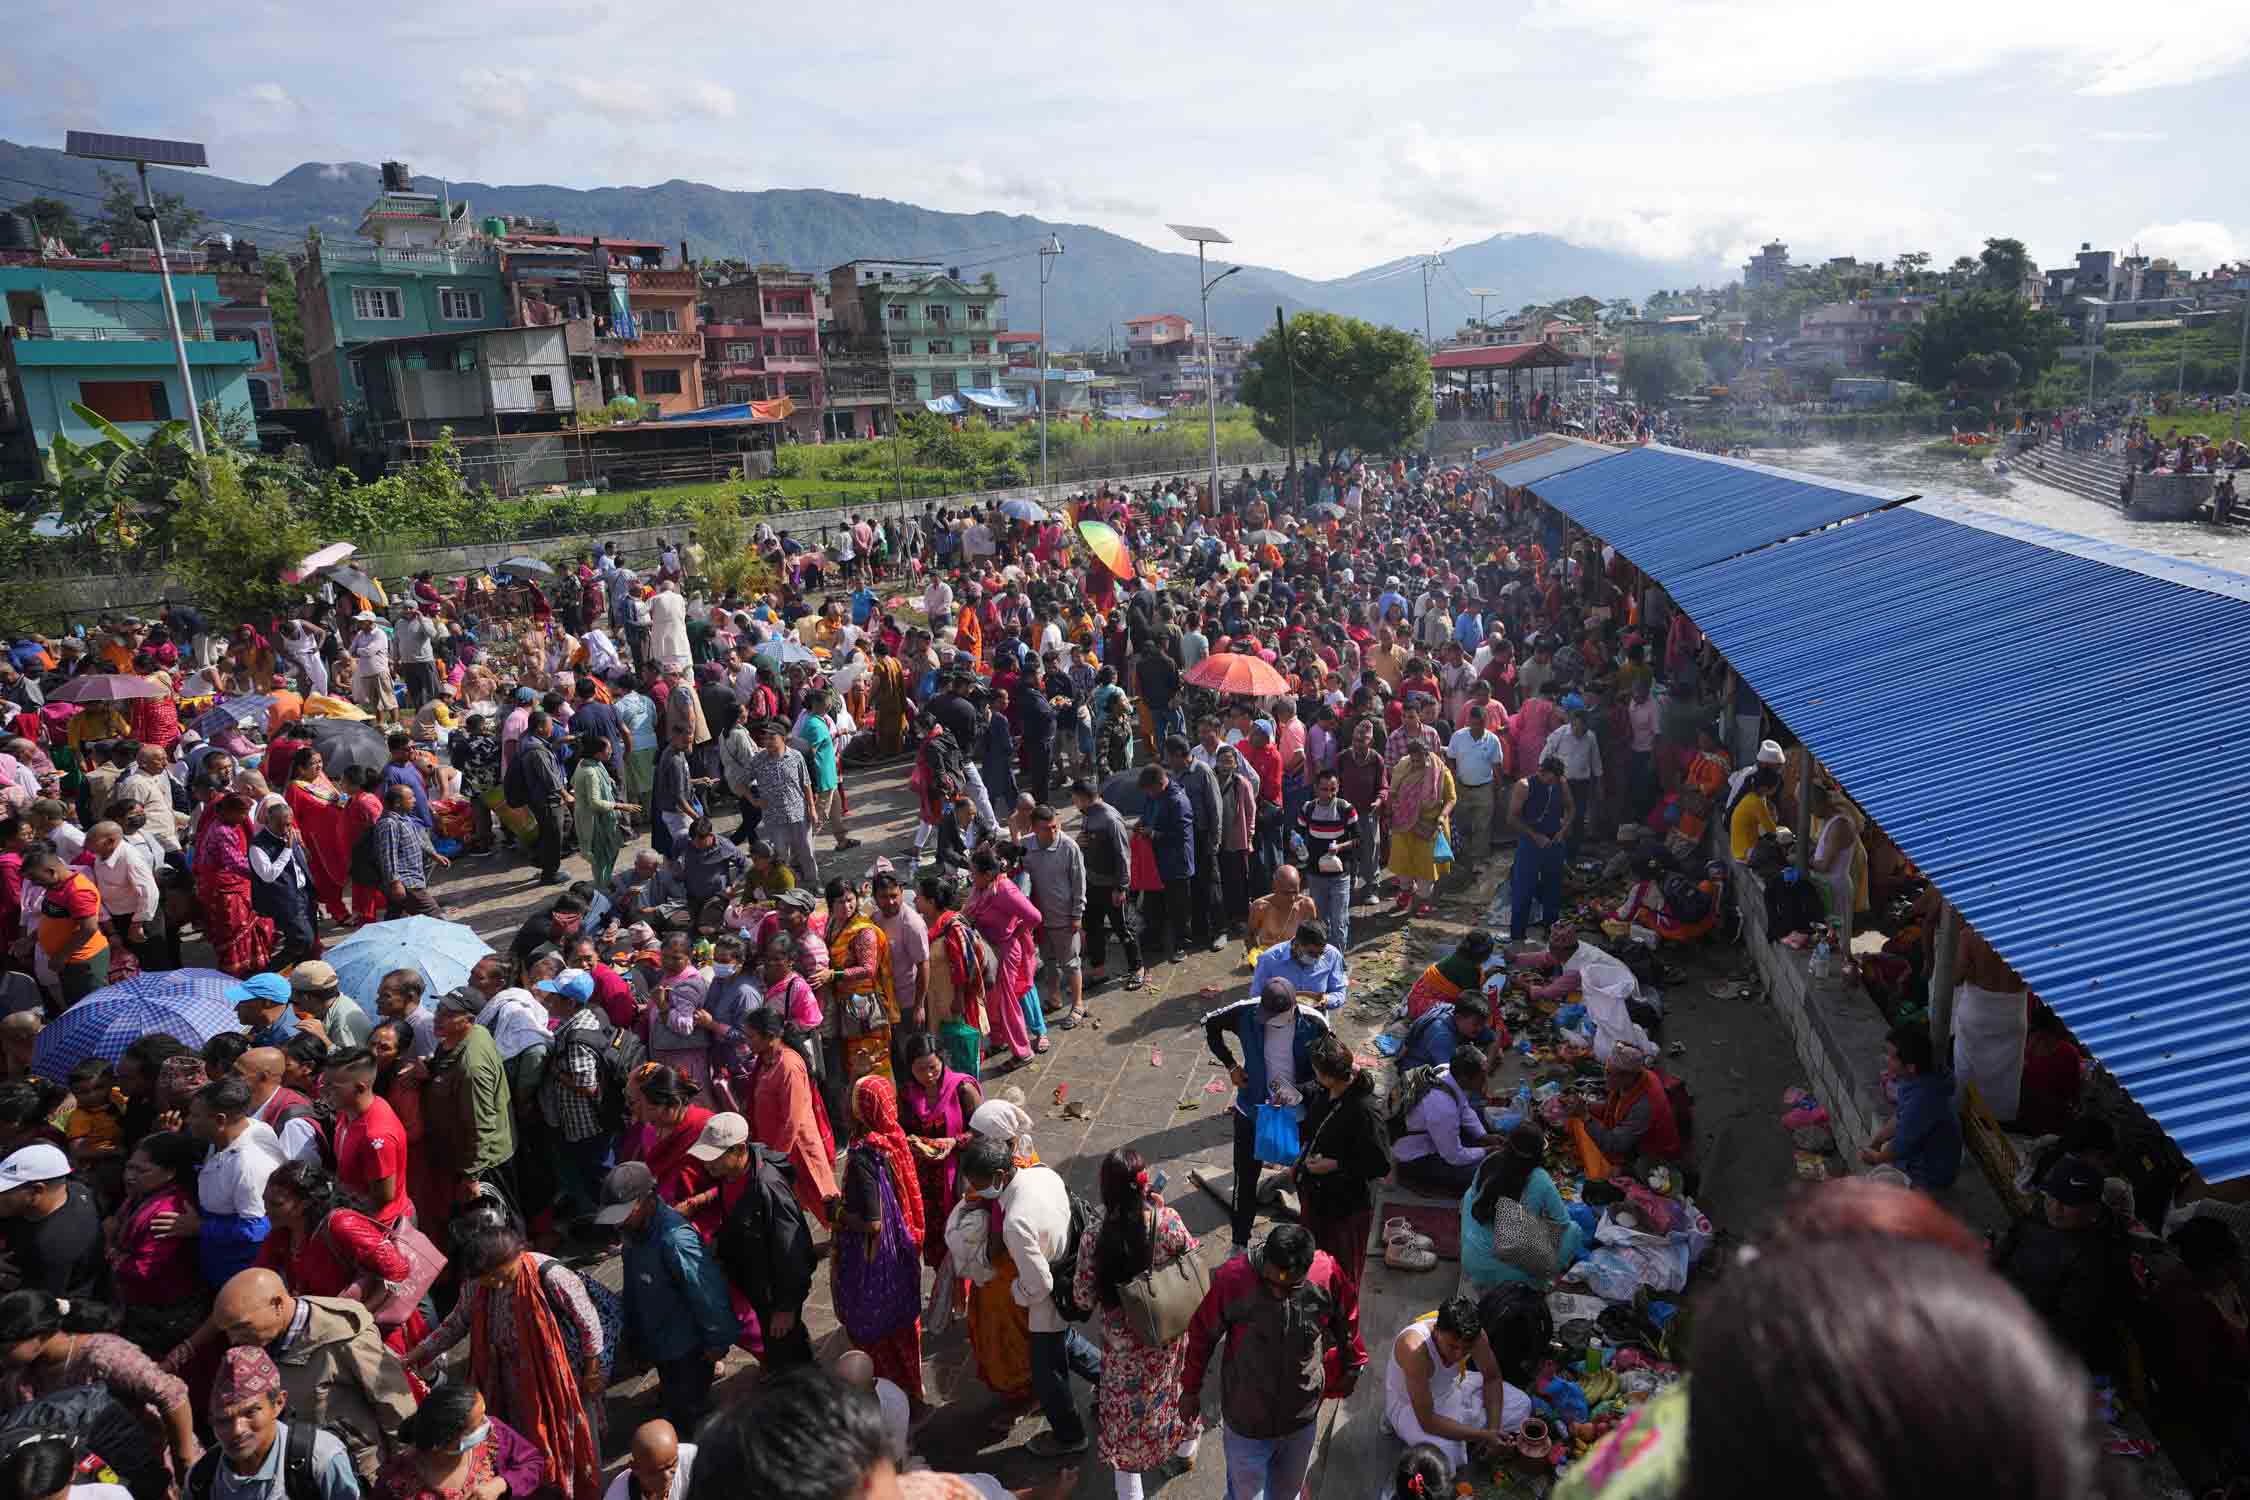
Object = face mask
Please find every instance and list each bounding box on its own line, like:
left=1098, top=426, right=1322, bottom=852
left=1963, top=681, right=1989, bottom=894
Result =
left=451, top=1422, right=491, bottom=1454
left=970, top=1184, right=1002, bottom=1201
left=710, top=964, right=735, bottom=979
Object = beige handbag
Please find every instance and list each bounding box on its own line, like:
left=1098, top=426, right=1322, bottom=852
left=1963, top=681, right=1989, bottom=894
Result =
left=1118, top=1213, right=1212, bottom=1347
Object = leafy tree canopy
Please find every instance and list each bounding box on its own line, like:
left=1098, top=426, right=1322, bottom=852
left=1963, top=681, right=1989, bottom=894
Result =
left=85, top=168, right=203, bottom=253
left=1237, top=311, right=1432, bottom=459
left=1890, top=290, right=2066, bottom=390
left=1621, top=338, right=1711, bottom=406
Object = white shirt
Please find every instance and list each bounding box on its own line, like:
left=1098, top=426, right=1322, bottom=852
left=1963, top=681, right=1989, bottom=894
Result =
left=924, top=579, right=955, bottom=621
left=873, top=1378, right=910, bottom=1457
left=1261, top=1009, right=1299, bottom=1102
left=1542, top=723, right=1602, bottom=780
left=88, top=840, right=159, bottom=923
left=998, top=1163, right=1076, bottom=1333
left=350, top=628, right=390, bottom=675
left=199, top=1119, right=285, bottom=1216
left=1446, top=728, right=1506, bottom=787
left=600, top=1444, right=698, bottom=1500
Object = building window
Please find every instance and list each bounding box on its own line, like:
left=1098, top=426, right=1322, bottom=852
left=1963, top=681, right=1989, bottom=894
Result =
left=780, top=337, right=811, bottom=356
left=439, top=287, right=485, bottom=321
left=890, top=339, right=912, bottom=356
left=973, top=370, right=992, bottom=387
left=931, top=372, right=957, bottom=397
left=894, top=375, right=919, bottom=402
left=726, top=342, right=755, bottom=361
left=727, top=384, right=755, bottom=403
left=530, top=373, right=555, bottom=410
left=927, top=307, right=949, bottom=327
left=968, top=305, right=987, bottom=324
left=350, top=286, right=403, bottom=321
left=640, top=368, right=684, bottom=395
left=887, top=304, right=907, bottom=323
left=928, top=340, right=954, bottom=355
left=970, top=340, right=990, bottom=355
left=640, top=308, right=679, bottom=334
left=783, top=376, right=814, bottom=399
left=247, top=379, right=273, bottom=414
left=77, top=380, right=170, bottom=423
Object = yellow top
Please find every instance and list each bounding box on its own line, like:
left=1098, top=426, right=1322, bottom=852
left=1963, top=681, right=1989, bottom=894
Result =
left=1729, top=791, right=1778, bottom=861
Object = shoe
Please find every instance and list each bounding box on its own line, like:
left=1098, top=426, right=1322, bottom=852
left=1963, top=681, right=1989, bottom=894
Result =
left=1026, top=1431, right=1090, bottom=1459
left=1384, top=1240, right=1438, bottom=1272
left=1126, top=969, right=1147, bottom=990
left=1384, top=1217, right=1437, bottom=1254
left=836, top=836, right=863, bottom=850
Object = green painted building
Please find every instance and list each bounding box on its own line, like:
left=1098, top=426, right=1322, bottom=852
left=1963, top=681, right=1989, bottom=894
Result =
left=0, top=262, right=258, bottom=480
left=833, top=265, right=1009, bottom=406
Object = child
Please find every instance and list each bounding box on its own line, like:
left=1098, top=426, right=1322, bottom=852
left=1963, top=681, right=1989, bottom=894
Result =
left=65, top=1058, right=127, bottom=1209
left=1387, top=1442, right=1452, bottom=1500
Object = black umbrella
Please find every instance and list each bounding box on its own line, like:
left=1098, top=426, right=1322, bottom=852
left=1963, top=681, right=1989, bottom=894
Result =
left=319, top=564, right=389, bottom=605
left=1100, top=770, right=1148, bottom=818
left=300, top=716, right=389, bottom=781
left=494, top=556, right=558, bottom=577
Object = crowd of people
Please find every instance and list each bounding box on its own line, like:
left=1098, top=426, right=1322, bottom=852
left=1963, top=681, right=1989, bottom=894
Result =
left=0, top=431, right=2233, bottom=1500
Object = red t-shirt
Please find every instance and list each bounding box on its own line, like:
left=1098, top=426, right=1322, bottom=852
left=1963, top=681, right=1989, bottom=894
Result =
left=1242, top=741, right=1284, bottom=807
left=335, top=1096, right=410, bottom=1225
left=36, top=873, right=104, bottom=963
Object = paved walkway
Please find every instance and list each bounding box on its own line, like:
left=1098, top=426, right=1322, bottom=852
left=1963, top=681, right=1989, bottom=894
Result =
left=431, top=751, right=1807, bottom=1498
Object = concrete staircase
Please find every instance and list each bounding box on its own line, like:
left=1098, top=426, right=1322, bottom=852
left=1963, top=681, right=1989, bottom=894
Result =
left=2018, top=445, right=2128, bottom=506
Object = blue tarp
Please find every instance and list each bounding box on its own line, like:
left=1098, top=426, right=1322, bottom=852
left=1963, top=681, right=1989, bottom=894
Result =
left=961, top=388, right=1021, bottom=411
left=1101, top=404, right=1169, bottom=421
left=1565, top=451, right=2250, bottom=1181
left=923, top=396, right=964, bottom=415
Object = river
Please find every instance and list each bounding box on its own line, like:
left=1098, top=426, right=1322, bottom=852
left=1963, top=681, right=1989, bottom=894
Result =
left=1745, top=438, right=2250, bottom=571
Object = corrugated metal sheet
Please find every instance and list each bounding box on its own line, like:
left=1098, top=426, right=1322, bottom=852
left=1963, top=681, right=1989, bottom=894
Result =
left=1475, top=435, right=1619, bottom=486
left=1528, top=445, right=1910, bottom=575
left=1430, top=342, right=1574, bottom=371
left=1661, top=501, right=2250, bottom=1180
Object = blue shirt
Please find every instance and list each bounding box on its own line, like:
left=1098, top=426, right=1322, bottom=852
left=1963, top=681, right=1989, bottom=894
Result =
left=1400, top=1002, right=1485, bottom=1072
left=851, top=587, right=879, bottom=625
left=1893, top=1070, right=1963, bottom=1189
left=1140, top=779, right=1196, bottom=880
left=248, top=1009, right=299, bottom=1046
left=203, top=1422, right=360, bottom=1500
left=1454, top=611, right=1486, bottom=650
left=380, top=759, right=431, bottom=828
left=1250, top=941, right=1348, bottom=1008
left=616, top=691, right=658, bottom=753
left=794, top=714, right=838, bottom=792
left=620, top=1201, right=740, bottom=1363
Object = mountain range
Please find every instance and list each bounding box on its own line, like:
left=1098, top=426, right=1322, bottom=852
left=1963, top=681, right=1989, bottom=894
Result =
left=0, top=140, right=1714, bottom=348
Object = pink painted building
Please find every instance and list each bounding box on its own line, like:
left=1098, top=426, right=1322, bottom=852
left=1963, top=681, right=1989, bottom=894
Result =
left=703, top=266, right=824, bottom=440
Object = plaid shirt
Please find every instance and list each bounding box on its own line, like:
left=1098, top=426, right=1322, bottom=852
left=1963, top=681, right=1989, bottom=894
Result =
left=540, top=1007, right=607, bottom=1140
left=747, top=746, right=810, bottom=824
left=373, top=811, right=428, bottom=888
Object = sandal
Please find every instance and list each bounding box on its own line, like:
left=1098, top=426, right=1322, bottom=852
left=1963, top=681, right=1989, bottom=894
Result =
left=1125, top=970, right=1147, bottom=990
left=1032, top=1036, right=1051, bottom=1054
left=1384, top=1217, right=1437, bottom=1253
left=1384, top=1240, right=1438, bottom=1272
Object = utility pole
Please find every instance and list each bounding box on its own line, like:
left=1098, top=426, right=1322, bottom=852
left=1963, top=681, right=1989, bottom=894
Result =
left=1420, top=251, right=1445, bottom=351
left=2236, top=294, right=2249, bottom=442
left=1037, top=233, right=1064, bottom=503
left=1169, top=223, right=1235, bottom=513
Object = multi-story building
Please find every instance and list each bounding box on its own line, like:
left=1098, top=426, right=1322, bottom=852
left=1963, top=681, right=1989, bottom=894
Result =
left=1783, top=297, right=1931, bottom=371
left=1743, top=241, right=1791, bottom=291
left=354, top=324, right=578, bottom=456
left=827, top=262, right=1007, bottom=417
left=0, top=257, right=260, bottom=481
left=703, top=266, right=823, bottom=442
left=297, top=163, right=509, bottom=449
left=496, top=232, right=707, bottom=417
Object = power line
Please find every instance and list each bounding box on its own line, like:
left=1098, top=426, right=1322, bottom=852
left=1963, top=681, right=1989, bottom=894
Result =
left=0, top=171, right=290, bottom=246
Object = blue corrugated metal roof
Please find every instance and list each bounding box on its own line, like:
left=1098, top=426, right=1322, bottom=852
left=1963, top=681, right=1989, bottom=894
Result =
left=1475, top=435, right=1619, bottom=487
left=1528, top=445, right=1910, bottom=575
left=1659, top=499, right=2250, bottom=1180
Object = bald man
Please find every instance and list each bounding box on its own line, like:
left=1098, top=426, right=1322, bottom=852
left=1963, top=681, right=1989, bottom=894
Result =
left=836, top=1349, right=910, bottom=1459
left=234, top=1047, right=324, bottom=1163
left=1243, top=863, right=1316, bottom=963
left=602, top=1419, right=698, bottom=1500
left=207, top=1267, right=416, bottom=1481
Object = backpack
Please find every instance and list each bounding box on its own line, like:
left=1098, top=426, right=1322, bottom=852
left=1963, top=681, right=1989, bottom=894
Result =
left=2, top=1383, right=167, bottom=1498
left=964, top=925, right=1003, bottom=991
left=273, top=1099, right=339, bottom=1170
left=1047, top=1189, right=1096, bottom=1324
left=1660, top=872, right=1713, bottom=925
left=555, top=1016, right=647, bottom=1134
left=185, top=1416, right=322, bottom=1500
left=1387, top=1064, right=1449, bottom=1143
left=348, top=822, right=383, bottom=887
left=542, top=1256, right=623, bottom=1382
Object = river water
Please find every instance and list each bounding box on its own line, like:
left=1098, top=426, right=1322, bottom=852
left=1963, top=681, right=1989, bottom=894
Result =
left=1746, top=438, right=2250, bottom=572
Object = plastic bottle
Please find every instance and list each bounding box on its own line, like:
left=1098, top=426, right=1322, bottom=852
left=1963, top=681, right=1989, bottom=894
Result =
left=1810, top=931, right=1833, bottom=981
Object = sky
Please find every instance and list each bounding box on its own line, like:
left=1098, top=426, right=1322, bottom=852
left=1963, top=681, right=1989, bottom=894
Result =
left=5, top=0, right=2248, bottom=284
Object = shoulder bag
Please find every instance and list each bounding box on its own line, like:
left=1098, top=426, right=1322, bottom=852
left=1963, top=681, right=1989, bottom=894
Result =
left=1117, top=1208, right=1211, bottom=1348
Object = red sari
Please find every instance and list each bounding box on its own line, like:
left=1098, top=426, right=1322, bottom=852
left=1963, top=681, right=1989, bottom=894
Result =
left=630, top=1106, right=721, bottom=1237
left=343, top=789, right=386, bottom=923
left=286, top=772, right=355, bottom=925
left=193, top=814, right=273, bottom=977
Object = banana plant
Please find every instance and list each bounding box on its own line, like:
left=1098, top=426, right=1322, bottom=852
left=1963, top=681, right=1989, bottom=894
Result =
left=38, top=403, right=200, bottom=549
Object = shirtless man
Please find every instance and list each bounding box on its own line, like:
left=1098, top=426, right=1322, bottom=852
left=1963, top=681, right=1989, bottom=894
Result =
left=1243, top=863, right=1317, bottom=966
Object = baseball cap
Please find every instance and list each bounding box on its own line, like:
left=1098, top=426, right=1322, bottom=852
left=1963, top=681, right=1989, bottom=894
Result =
left=2041, top=1154, right=2105, bottom=1207
left=686, top=1112, right=750, bottom=1162
left=534, top=970, right=595, bottom=1003
left=225, top=973, right=292, bottom=1008
left=288, top=961, right=339, bottom=993
left=0, top=1144, right=70, bottom=1190
left=593, top=1161, right=659, bottom=1225
left=434, top=986, right=484, bottom=1018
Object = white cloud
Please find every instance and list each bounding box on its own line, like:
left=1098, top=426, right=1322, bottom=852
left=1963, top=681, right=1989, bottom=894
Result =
left=318, top=163, right=350, bottom=181
left=2029, top=171, right=2061, bottom=185
left=244, top=81, right=298, bottom=115
left=2090, top=128, right=2168, bottom=143
left=563, top=76, right=736, bottom=121
left=459, top=66, right=535, bottom=124
left=2129, top=221, right=2245, bottom=270
left=2016, top=143, right=2061, bottom=156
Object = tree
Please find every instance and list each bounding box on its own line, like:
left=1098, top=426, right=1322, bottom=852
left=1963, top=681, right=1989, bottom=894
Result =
left=1979, top=237, right=2033, bottom=297
left=1697, top=334, right=1747, bottom=386
left=1890, top=290, right=2066, bottom=391
left=1952, top=351, right=2022, bottom=411
left=261, top=254, right=310, bottom=402
left=1560, top=295, right=1605, bottom=325
left=1620, top=338, right=1711, bottom=405
left=1236, top=310, right=1432, bottom=460
left=84, top=168, right=202, bottom=254
left=10, top=196, right=80, bottom=247
left=1742, top=285, right=1818, bottom=341
left=170, top=454, right=318, bottom=620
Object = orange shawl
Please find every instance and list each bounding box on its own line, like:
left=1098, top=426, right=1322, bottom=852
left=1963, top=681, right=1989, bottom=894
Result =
left=472, top=1256, right=600, bottom=1500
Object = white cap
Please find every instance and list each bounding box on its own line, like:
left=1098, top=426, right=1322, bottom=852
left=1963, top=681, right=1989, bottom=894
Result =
left=1756, top=739, right=1785, bottom=766
left=0, top=1143, right=70, bottom=1189
left=686, top=1111, right=750, bottom=1161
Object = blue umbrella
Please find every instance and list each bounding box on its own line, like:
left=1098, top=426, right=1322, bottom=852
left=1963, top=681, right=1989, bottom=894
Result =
left=193, top=692, right=278, bottom=738
left=999, top=498, right=1048, bottom=523
left=325, top=916, right=494, bottom=1007
left=32, top=969, right=244, bottom=1077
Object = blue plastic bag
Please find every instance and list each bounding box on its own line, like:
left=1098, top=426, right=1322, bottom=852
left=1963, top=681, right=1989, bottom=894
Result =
left=1253, top=1103, right=1301, bottom=1165
left=1433, top=826, right=1454, bottom=863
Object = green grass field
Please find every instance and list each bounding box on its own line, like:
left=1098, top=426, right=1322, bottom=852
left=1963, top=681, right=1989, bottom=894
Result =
left=2143, top=411, right=2248, bottom=443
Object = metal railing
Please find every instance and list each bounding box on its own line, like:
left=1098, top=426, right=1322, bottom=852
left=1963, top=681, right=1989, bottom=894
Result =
left=596, top=329, right=702, bottom=354
left=316, top=241, right=499, bottom=271
left=873, top=315, right=1007, bottom=335
left=12, top=320, right=220, bottom=342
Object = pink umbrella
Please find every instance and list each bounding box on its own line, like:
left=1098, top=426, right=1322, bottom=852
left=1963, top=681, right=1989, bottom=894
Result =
left=284, top=542, right=356, bottom=584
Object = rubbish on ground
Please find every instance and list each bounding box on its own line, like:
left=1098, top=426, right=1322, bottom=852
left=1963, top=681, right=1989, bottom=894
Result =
left=1204, top=1077, right=1229, bottom=1094
left=1149, top=1048, right=1163, bottom=1067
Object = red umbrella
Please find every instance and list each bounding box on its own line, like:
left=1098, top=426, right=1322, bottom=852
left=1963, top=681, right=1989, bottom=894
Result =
left=50, top=674, right=166, bottom=704
left=1183, top=652, right=1291, bottom=697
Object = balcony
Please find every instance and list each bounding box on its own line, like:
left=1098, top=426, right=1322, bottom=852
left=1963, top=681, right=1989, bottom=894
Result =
left=12, top=319, right=220, bottom=343
left=876, top=315, right=1008, bottom=336
left=828, top=384, right=894, bottom=405
left=624, top=267, right=698, bottom=291
left=597, top=329, right=702, bottom=355
left=316, top=241, right=498, bottom=273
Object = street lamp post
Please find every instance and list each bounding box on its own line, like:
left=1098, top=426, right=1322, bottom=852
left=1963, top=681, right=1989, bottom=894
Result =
left=1170, top=224, right=1234, bottom=513
left=1037, top=233, right=1063, bottom=503
left=65, top=130, right=212, bottom=456
left=2234, top=293, right=2249, bottom=443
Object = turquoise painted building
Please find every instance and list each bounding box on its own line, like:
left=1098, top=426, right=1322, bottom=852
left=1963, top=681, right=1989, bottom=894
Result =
left=0, top=262, right=257, bottom=480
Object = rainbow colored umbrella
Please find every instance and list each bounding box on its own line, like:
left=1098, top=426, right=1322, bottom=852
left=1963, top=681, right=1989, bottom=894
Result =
left=1076, top=519, right=1135, bottom=579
